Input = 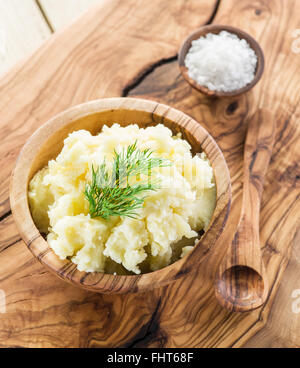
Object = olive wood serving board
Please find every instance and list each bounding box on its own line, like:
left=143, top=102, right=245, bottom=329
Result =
left=0, top=0, right=300, bottom=347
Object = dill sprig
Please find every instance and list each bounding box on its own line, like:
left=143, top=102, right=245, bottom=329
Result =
left=84, top=141, right=171, bottom=220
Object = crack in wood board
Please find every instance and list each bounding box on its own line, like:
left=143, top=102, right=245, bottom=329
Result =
left=123, top=0, right=222, bottom=97
left=0, top=210, right=11, bottom=223
left=35, top=0, right=55, bottom=33
left=122, top=56, right=177, bottom=97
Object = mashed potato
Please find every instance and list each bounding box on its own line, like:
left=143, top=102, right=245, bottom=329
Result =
left=28, top=124, right=216, bottom=274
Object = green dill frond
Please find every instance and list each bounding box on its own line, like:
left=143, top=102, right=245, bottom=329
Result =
left=84, top=141, right=171, bottom=220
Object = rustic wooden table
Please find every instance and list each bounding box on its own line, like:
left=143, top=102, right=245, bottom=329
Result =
left=0, top=0, right=300, bottom=348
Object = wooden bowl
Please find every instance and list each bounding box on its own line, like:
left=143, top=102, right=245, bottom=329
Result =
left=178, top=24, right=265, bottom=97
left=10, top=98, right=231, bottom=294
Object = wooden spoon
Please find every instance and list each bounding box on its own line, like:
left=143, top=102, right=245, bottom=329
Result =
left=215, top=109, right=275, bottom=312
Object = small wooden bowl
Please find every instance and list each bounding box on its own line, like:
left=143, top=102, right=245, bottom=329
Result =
left=10, top=98, right=231, bottom=294
left=178, top=24, right=265, bottom=97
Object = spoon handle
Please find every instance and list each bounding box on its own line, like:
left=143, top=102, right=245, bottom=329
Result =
left=215, top=109, right=276, bottom=312
left=239, top=108, right=276, bottom=268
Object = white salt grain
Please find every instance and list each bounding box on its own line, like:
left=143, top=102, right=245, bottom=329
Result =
left=184, top=31, right=257, bottom=92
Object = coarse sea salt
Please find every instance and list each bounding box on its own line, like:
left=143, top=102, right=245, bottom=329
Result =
left=184, top=31, right=257, bottom=92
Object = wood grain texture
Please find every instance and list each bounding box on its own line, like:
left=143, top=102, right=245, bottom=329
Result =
left=1, top=0, right=300, bottom=348
left=0, top=0, right=51, bottom=76
left=10, top=98, right=231, bottom=294
left=39, top=0, right=102, bottom=31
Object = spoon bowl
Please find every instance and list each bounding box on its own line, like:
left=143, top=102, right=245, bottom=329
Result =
left=216, top=265, right=268, bottom=312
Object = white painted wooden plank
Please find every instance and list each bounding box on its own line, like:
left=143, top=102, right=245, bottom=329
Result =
left=39, top=0, right=101, bottom=31
left=0, top=0, right=51, bottom=76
